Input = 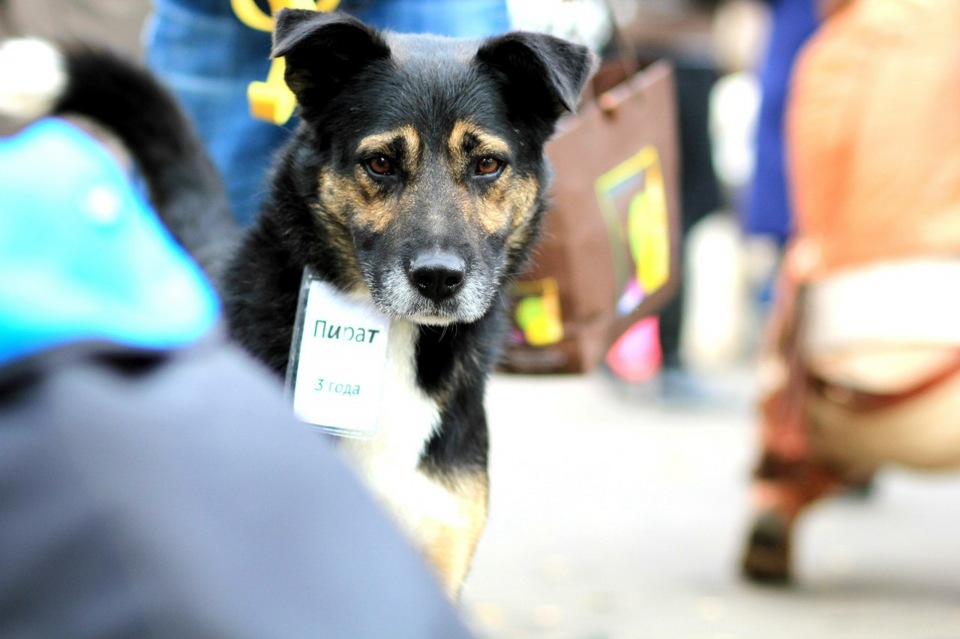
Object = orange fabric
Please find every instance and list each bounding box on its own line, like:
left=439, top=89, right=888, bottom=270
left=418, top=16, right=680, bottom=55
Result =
left=784, top=0, right=960, bottom=282
left=751, top=0, right=960, bottom=508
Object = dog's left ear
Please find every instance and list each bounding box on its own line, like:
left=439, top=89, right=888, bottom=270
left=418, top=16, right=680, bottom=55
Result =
left=476, top=32, right=597, bottom=131
left=272, top=9, right=390, bottom=115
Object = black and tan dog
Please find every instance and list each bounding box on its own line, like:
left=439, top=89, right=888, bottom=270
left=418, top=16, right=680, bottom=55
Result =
left=1, top=10, right=594, bottom=597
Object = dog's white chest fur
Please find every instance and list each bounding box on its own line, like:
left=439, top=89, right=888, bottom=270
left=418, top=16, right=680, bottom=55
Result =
left=335, top=318, right=459, bottom=534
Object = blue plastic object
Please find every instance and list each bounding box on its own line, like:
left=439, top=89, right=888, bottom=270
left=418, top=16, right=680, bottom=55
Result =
left=0, top=118, right=219, bottom=365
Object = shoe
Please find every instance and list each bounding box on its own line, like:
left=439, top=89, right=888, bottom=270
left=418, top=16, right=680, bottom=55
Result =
left=741, top=509, right=793, bottom=584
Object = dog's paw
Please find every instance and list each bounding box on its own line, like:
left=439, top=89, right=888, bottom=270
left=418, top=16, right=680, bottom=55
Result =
left=0, top=38, right=66, bottom=121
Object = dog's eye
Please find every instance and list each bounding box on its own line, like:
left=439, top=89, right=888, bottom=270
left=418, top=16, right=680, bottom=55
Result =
left=475, top=157, right=502, bottom=176
left=365, top=155, right=395, bottom=176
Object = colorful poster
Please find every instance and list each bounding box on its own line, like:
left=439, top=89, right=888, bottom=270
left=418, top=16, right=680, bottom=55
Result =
left=594, top=145, right=670, bottom=316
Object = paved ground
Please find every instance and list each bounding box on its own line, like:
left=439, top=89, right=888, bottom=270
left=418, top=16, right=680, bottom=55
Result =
left=460, top=368, right=960, bottom=638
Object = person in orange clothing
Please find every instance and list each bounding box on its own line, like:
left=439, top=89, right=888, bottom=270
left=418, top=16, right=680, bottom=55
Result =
left=742, top=0, right=960, bottom=582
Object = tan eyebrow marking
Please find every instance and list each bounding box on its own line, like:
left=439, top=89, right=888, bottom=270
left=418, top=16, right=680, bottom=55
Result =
left=448, top=120, right=510, bottom=162
left=356, top=125, right=422, bottom=168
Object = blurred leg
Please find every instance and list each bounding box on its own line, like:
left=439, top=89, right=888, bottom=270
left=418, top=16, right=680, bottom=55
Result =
left=741, top=278, right=845, bottom=583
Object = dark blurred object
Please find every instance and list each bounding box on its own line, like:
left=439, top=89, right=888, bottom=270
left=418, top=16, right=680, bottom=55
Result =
left=0, top=339, right=477, bottom=639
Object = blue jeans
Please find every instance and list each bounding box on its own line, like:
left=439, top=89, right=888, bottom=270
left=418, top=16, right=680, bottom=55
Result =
left=145, top=0, right=511, bottom=225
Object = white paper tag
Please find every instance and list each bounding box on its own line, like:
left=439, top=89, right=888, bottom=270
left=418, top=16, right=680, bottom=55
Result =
left=285, top=268, right=390, bottom=438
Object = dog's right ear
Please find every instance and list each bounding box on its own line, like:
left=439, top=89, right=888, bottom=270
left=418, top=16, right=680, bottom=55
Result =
left=272, top=9, right=390, bottom=113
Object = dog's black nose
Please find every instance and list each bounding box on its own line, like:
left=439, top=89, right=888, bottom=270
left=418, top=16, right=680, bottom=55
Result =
left=408, top=251, right=466, bottom=302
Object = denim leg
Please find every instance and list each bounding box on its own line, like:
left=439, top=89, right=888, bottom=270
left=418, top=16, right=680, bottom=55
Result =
left=145, top=0, right=290, bottom=226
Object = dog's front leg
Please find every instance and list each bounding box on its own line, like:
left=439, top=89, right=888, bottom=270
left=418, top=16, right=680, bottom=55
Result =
left=345, top=459, right=489, bottom=599
left=338, top=440, right=488, bottom=598
left=411, top=468, right=489, bottom=600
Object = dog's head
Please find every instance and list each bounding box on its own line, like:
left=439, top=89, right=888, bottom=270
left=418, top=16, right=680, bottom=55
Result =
left=273, top=10, right=595, bottom=325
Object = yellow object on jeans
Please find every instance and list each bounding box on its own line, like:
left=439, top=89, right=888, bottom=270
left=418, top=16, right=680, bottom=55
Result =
left=230, top=0, right=341, bottom=124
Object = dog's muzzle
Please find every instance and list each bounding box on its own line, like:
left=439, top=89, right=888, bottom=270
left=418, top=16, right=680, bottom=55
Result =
left=371, top=247, right=492, bottom=325
left=407, top=249, right=466, bottom=303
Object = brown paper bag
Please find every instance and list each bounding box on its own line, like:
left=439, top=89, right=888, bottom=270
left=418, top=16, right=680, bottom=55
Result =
left=498, top=60, right=681, bottom=374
